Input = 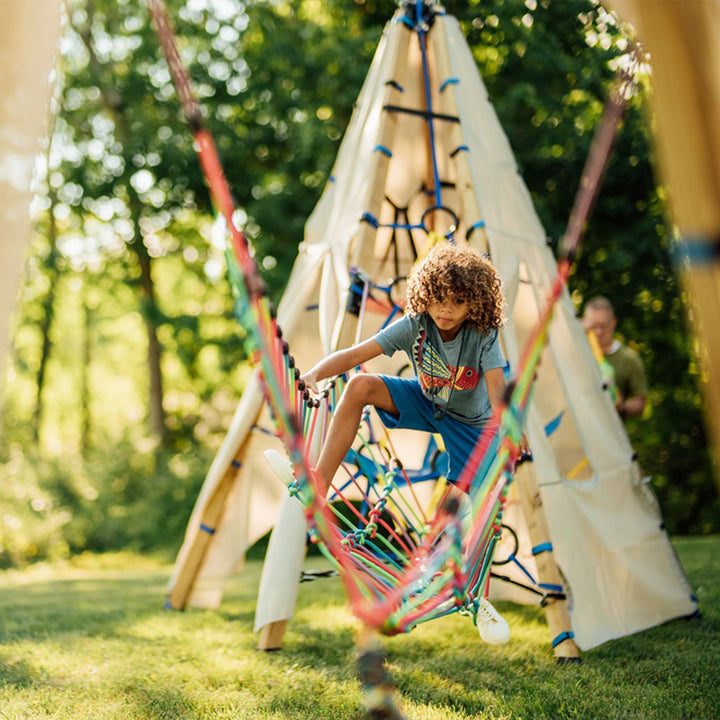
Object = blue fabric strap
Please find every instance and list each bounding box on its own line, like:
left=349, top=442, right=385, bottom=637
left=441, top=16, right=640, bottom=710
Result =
left=450, top=145, right=469, bottom=158
left=672, top=235, right=720, bottom=266
left=552, top=630, right=575, bottom=648
left=200, top=523, right=215, bottom=535
left=532, top=542, right=553, bottom=555
left=361, top=213, right=379, bottom=228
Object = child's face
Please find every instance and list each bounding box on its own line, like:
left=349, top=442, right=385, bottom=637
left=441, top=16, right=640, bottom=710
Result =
left=427, top=296, right=470, bottom=340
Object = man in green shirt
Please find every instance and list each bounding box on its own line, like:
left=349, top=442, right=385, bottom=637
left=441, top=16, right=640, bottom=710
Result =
left=582, top=296, right=647, bottom=419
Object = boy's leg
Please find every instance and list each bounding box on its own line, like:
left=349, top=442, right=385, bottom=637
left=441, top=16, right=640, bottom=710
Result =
left=315, top=374, right=398, bottom=494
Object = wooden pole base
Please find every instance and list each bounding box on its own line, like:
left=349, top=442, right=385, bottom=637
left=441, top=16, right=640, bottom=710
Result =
left=257, top=620, right=288, bottom=651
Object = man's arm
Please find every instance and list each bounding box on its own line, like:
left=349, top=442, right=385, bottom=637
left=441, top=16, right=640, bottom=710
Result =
left=485, top=366, right=529, bottom=453
left=618, top=350, right=647, bottom=418
left=619, top=393, right=646, bottom=419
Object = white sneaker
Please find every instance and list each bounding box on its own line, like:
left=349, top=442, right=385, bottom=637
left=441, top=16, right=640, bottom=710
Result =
left=476, top=597, right=510, bottom=645
left=264, top=449, right=295, bottom=486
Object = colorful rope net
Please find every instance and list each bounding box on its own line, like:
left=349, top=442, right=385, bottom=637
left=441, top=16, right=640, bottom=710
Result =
left=148, top=0, right=639, bottom=641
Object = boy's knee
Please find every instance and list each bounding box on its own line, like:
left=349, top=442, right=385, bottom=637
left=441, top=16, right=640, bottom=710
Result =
left=344, top=374, right=384, bottom=403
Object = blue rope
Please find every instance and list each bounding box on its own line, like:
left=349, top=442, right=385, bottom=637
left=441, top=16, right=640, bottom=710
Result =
left=361, top=212, right=380, bottom=228
left=417, top=14, right=443, bottom=209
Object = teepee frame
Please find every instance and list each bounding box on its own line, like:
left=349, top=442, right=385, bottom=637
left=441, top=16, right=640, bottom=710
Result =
left=167, top=3, right=696, bottom=659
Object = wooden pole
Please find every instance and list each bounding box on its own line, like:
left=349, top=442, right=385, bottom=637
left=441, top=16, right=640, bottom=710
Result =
left=167, top=402, right=261, bottom=609
left=608, top=0, right=720, bottom=491
left=351, top=21, right=412, bottom=271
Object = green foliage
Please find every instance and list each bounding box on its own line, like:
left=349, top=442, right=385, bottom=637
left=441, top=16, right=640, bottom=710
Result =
left=0, top=538, right=718, bottom=718
left=2, top=0, right=718, bottom=569
left=0, top=440, right=212, bottom=568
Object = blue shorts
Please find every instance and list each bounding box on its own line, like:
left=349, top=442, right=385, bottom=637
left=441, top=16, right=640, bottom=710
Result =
left=374, top=375, right=489, bottom=483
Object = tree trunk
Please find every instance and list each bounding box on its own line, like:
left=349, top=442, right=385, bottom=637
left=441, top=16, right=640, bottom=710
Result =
left=33, top=192, right=60, bottom=444
left=131, top=211, right=168, bottom=446
left=74, top=9, right=168, bottom=448
left=79, top=268, right=92, bottom=453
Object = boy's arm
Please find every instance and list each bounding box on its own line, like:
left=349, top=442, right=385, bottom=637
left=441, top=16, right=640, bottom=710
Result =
left=301, top=338, right=384, bottom=392
left=484, top=365, right=530, bottom=454
left=484, top=366, right=506, bottom=416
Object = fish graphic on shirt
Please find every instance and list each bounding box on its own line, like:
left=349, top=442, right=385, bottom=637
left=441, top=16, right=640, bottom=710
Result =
left=413, top=330, right=480, bottom=401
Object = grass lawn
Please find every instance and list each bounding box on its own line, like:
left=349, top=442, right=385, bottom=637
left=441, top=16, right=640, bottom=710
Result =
left=1, top=536, right=718, bottom=719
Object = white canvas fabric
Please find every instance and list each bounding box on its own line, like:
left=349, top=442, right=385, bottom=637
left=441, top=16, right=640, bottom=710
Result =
left=0, top=2, right=62, bottom=408
left=169, top=9, right=697, bottom=650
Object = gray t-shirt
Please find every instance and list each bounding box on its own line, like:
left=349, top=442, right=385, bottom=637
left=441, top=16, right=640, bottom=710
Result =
left=374, top=313, right=505, bottom=426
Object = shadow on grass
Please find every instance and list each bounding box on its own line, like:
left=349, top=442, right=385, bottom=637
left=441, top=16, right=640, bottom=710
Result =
left=121, top=682, right=199, bottom=720
left=0, top=572, right=173, bottom=643
left=0, top=654, right=39, bottom=688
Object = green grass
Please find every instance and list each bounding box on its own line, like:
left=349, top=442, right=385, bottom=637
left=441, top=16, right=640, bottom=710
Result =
left=1, top=538, right=718, bottom=720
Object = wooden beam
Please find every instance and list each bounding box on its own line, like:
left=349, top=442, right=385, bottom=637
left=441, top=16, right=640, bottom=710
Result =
left=514, top=463, right=581, bottom=661
left=608, top=0, right=720, bottom=490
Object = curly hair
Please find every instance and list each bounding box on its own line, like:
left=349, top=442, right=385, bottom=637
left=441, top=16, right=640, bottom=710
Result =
left=406, top=242, right=505, bottom=331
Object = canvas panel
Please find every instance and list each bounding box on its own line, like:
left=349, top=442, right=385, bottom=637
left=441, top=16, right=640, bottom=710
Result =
left=0, top=2, right=62, bottom=407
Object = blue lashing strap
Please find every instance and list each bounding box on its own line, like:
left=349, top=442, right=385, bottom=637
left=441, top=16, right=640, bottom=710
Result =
left=361, top=212, right=379, bottom=228
left=539, top=582, right=564, bottom=593
left=231, top=459, right=242, bottom=468
left=544, top=411, right=564, bottom=437
left=440, top=77, right=459, bottom=92
left=200, top=523, right=215, bottom=535
left=399, top=14, right=415, bottom=30
left=450, top=144, right=469, bottom=157
left=374, top=145, right=392, bottom=157
left=466, top=220, right=486, bottom=242
left=552, top=630, right=575, bottom=648
left=532, top=542, right=553, bottom=555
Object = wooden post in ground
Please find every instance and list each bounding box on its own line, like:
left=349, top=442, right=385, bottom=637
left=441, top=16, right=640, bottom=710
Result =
left=258, top=620, right=288, bottom=651
left=513, top=463, right=580, bottom=661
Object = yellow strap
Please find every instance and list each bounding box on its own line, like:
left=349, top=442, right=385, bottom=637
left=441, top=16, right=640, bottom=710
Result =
left=566, top=456, right=589, bottom=480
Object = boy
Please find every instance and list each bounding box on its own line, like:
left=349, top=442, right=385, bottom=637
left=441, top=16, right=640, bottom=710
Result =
left=278, top=242, right=510, bottom=643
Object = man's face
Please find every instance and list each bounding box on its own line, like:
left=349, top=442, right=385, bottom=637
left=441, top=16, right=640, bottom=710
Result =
left=582, top=307, right=616, bottom=353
